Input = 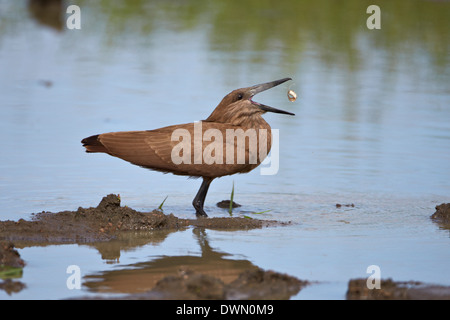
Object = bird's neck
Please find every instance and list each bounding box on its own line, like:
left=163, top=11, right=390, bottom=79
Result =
left=206, top=107, right=271, bottom=130
left=236, top=114, right=271, bottom=130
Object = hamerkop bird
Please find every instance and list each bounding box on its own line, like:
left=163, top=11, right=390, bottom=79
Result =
left=82, top=78, right=294, bottom=217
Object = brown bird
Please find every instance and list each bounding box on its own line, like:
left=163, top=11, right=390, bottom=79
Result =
left=82, top=78, right=294, bottom=217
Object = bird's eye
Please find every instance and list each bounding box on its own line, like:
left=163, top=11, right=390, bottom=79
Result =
left=237, top=93, right=243, bottom=100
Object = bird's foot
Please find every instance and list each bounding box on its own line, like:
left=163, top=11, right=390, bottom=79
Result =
left=193, top=202, right=208, bottom=218
left=195, top=208, right=208, bottom=218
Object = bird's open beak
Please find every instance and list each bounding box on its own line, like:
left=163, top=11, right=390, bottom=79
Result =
left=249, top=78, right=295, bottom=116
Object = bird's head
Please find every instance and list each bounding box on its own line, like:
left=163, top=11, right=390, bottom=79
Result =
left=206, top=78, right=295, bottom=126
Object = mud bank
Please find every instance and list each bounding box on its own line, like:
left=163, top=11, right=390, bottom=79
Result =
left=0, top=242, right=26, bottom=295
left=83, top=268, right=308, bottom=300
left=0, top=194, right=284, bottom=244
left=347, top=278, right=450, bottom=300
left=0, top=242, right=24, bottom=269
left=431, top=203, right=450, bottom=230
left=0, top=195, right=301, bottom=299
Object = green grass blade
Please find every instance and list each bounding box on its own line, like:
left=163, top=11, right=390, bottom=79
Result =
left=0, top=265, right=23, bottom=279
left=251, top=209, right=272, bottom=215
left=229, top=182, right=234, bottom=216
left=158, top=196, right=168, bottom=210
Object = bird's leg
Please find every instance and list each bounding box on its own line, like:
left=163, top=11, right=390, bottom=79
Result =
left=192, top=177, right=213, bottom=217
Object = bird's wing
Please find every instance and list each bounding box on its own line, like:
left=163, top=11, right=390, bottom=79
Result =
left=97, top=122, right=270, bottom=177
left=97, top=125, right=185, bottom=174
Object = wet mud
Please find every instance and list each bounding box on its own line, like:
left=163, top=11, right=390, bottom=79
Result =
left=2, top=197, right=449, bottom=299
left=85, top=268, right=308, bottom=300
left=0, top=242, right=24, bottom=269
left=431, top=203, right=450, bottom=230
left=0, top=242, right=26, bottom=295
left=347, top=278, right=450, bottom=300
left=216, top=200, right=241, bottom=209
left=0, top=194, right=301, bottom=299
left=0, top=194, right=282, bottom=245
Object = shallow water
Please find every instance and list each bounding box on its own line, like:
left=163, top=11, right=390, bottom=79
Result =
left=0, top=0, right=449, bottom=299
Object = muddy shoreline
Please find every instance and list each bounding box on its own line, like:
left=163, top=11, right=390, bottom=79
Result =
left=0, top=194, right=304, bottom=299
left=1, top=197, right=450, bottom=299
left=80, top=268, right=309, bottom=300
left=0, top=194, right=286, bottom=245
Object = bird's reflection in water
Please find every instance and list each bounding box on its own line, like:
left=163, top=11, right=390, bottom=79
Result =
left=84, top=227, right=258, bottom=294
left=28, top=0, right=64, bottom=31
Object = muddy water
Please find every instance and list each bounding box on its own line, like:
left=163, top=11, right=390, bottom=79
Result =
left=1, top=1, right=450, bottom=299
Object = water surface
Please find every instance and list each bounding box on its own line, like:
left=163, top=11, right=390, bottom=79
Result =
left=0, top=0, right=449, bottom=299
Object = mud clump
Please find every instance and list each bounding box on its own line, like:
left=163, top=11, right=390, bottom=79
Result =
left=225, top=268, right=309, bottom=300
left=0, top=194, right=279, bottom=244
left=0, top=242, right=25, bottom=269
left=74, top=194, right=186, bottom=233
left=336, top=203, right=355, bottom=208
left=431, top=203, right=450, bottom=230
left=216, top=200, right=241, bottom=209
left=346, top=278, right=450, bottom=300
left=92, top=268, right=307, bottom=300
left=0, top=194, right=186, bottom=244
left=192, top=216, right=269, bottom=230
left=0, top=242, right=26, bottom=295
left=150, top=270, right=227, bottom=300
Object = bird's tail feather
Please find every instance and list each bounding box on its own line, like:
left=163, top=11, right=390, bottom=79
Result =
left=81, top=134, right=107, bottom=153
